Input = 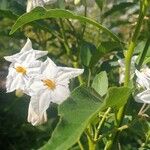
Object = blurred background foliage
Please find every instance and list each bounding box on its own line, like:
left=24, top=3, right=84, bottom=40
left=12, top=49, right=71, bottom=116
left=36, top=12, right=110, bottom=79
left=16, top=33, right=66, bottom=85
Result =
left=0, top=0, right=150, bottom=149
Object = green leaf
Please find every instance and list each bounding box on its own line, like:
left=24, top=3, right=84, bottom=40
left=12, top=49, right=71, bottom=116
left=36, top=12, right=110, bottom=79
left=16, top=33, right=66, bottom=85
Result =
left=97, top=41, right=123, bottom=56
left=103, top=87, right=131, bottom=110
left=92, top=71, right=108, bottom=96
left=40, top=86, right=131, bottom=150
left=10, top=7, right=121, bottom=42
left=80, top=41, right=96, bottom=67
left=80, top=41, right=122, bottom=67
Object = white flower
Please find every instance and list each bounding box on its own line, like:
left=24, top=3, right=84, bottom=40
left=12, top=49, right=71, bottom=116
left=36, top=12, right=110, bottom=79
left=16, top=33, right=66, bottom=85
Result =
left=118, top=55, right=137, bottom=84
left=4, top=38, right=48, bottom=63
left=134, top=89, right=150, bottom=104
left=6, top=57, right=42, bottom=93
left=5, top=39, right=47, bottom=93
left=135, top=67, right=150, bottom=89
left=27, top=58, right=84, bottom=126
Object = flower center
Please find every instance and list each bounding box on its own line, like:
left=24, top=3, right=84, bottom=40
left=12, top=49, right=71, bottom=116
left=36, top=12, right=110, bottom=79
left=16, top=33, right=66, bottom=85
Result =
left=16, top=66, right=27, bottom=75
left=42, top=79, right=56, bottom=90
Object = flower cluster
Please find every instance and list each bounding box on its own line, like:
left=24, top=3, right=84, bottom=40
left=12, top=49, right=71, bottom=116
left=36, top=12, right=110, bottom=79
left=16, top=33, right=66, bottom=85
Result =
left=118, top=56, right=150, bottom=104
left=4, top=39, right=84, bottom=126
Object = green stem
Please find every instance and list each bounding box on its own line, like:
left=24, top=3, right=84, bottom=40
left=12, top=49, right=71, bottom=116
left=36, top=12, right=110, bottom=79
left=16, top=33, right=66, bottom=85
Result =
left=59, top=19, right=71, bottom=55
left=81, top=0, right=87, bottom=38
left=94, top=107, right=111, bottom=141
left=87, top=69, right=91, bottom=87
left=78, top=140, right=84, bottom=150
left=88, top=139, right=96, bottom=150
left=86, top=126, right=96, bottom=150
left=105, top=1, right=148, bottom=149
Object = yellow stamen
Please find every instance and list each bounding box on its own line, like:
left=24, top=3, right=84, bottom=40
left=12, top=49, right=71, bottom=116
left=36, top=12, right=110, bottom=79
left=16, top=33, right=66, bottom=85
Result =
left=42, top=79, right=56, bottom=90
left=16, top=66, right=27, bottom=75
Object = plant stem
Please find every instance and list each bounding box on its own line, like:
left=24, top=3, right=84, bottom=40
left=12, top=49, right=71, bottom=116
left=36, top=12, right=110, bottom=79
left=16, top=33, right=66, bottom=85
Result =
left=86, top=125, right=96, bottom=150
left=94, top=107, right=111, bottom=141
left=104, top=1, right=148, bottom=149
left=138, top=103, right=147, bottom=115
left=59, top=19, right=71, bottom=55
left=81, top=0, right=87, bottom=37
left=88, top=139, right=96, bottom=150
left=87, top=69, right=91, bottom=87
left=78, top=140, right=84, bottom=150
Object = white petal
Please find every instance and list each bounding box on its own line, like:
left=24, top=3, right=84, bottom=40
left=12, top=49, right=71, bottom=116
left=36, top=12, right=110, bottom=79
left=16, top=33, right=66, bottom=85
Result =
left=4, top=39, right=48, bottom=63
left=4, top=54, right=19, bottom=62
left=6, top=74, right=21, bottom=92
left=57, top=67, right=84, bottom=82
left=27, top=102, right=47, bottom=126
left=51, top=85, right=70, bottom=104
left=41, top=58, right=58, bottom=79
left=33, top=50, right=48, bottom=59
left=135, top=69, right=150, bottom=89
left=21, top=38, right=32, bottom=52
left=20, top=51, right=35, bottom=63
left=28, top=79, right=45, bottom=96
left=135, top=90, right=150, bottom=104
left=30, top=90, right=51, bottom=115
left=26, top=61, right=42, bottom=76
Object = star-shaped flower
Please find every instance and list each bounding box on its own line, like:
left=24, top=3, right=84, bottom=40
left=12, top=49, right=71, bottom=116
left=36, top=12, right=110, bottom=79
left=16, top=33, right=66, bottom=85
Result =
left=5, top=39, right=48, bottom=93
left=27, top=58, right=84, bottom=126
left=6, top=57, right=42, bottom=93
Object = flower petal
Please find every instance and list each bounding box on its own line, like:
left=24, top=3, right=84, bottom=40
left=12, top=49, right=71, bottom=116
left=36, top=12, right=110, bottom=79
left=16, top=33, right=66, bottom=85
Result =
left=30, top=89, right=51, bottom=115
left=27, top=102, right=47, bottom=126
left=135, top=90, right=150, bottom=104
left=41, top=58, right=58, bottom=79
left=28, top=79, right=45, bottom=96
left=6, top=74, right=21, bottom=92
left=21, top=38, right=32, bottom=52
left=57, top=67, right=84, bottom=82
left=51, top=85, right=70, bottom=104
left=135, top=69, right=150, bottom=89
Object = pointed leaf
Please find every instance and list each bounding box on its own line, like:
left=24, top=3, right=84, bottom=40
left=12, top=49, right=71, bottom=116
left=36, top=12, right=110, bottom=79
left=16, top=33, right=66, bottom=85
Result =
left=40, top=86, right=131, bottom=150
left=92, top=71, right=108, bottom=96
left=10, top=7, right=121, bottom=42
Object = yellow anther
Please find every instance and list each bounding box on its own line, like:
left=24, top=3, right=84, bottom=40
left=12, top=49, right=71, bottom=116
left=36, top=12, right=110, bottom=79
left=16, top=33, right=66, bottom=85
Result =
left=42, top=79, right=56, bottom=90
left=16, top=66, right=27, bottom=75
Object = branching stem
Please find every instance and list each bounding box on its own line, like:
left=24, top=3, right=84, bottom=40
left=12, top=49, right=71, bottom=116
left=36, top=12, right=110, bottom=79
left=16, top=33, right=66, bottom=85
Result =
left=104, top=1, right=148, bottom=149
